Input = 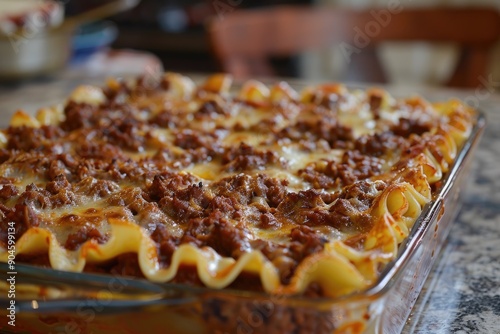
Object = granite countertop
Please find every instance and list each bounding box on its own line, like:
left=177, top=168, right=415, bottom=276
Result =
left=0, top=69, right=499, bottom=334
left=402, top=90, right=500, bottom=334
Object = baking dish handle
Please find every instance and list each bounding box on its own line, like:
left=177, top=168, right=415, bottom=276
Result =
left=0, top=262, right=197, bottom=312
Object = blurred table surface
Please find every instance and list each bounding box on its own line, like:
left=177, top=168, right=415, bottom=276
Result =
left=0, top=57, right=499, bottom=334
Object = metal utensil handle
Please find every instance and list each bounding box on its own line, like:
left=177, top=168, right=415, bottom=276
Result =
left=61, top=0, right=140, bottom=29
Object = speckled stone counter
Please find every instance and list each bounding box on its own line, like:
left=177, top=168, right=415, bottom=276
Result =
left=0, top=71, right=499, bottom=334
left=401, top=90, right=500, bottom=334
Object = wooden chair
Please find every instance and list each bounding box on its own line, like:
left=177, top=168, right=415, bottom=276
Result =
left=207, top=6, right=500, bottom=88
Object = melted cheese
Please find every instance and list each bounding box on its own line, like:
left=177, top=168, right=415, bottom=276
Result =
left=0, top=73, right=475, bottom=299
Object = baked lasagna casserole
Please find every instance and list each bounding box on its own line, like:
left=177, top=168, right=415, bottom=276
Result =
left=0, top=73, right=473, bottom=300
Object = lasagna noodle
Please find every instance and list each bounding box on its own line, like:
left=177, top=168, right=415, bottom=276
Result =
left=0, top=73, right=474, bottom=297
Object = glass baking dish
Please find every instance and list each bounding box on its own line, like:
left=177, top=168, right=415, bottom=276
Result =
left=0, top=86, right=485, bottom=334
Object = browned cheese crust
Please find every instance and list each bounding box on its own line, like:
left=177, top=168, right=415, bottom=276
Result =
left=0, top=74, right=474, bottom=297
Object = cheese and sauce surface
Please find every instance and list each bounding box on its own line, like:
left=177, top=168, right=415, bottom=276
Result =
left=0, top=73, right=473, bottom=297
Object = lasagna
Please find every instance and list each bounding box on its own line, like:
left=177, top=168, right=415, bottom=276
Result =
left=0, top=73, right=473, bottom=298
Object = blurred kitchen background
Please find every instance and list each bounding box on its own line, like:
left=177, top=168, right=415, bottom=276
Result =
left=0, top=0, right=499, bottom=90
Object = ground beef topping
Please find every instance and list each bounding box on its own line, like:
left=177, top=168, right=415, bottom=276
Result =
left=299, top=151, right=383, bottom=189
left=0, top=74, right=458, bottom=299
